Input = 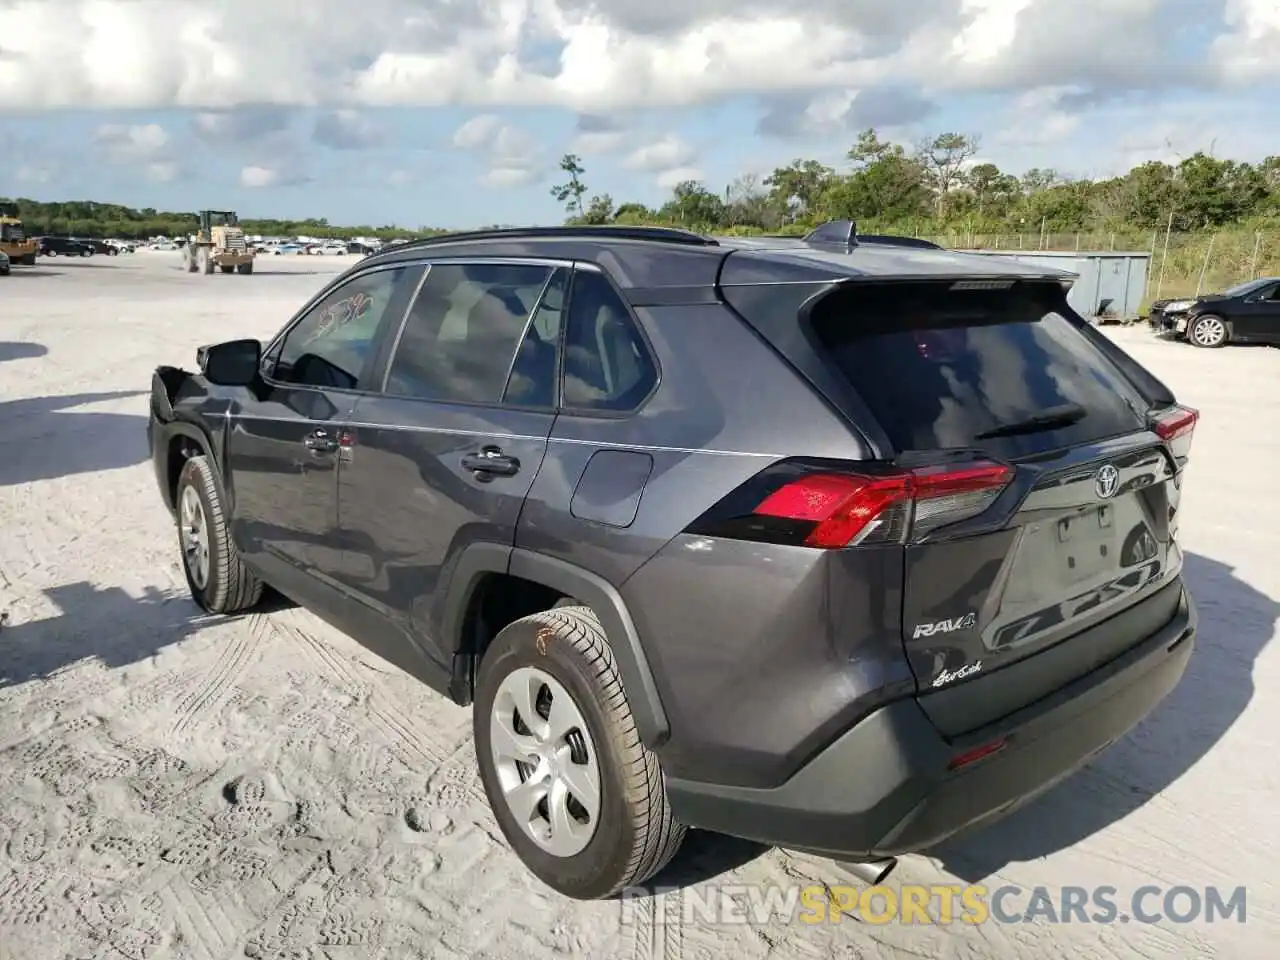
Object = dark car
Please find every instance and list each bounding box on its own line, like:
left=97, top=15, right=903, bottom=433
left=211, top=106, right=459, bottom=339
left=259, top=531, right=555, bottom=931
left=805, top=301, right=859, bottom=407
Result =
left=147, top=222, right=1199, bottom=900
left=38, top=236, right=95, bottom=257
left=1149, top=276, right=1280, bottom=347
left=79, top=238, right=120, bottom=255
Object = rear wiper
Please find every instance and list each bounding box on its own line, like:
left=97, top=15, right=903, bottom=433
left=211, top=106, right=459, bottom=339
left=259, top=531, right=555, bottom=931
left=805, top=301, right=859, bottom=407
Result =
left=973, top=403, right=1087, bottom=440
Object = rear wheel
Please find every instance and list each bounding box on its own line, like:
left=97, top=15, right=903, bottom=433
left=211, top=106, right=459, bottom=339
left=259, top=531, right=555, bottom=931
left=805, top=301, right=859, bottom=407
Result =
left=81, top=248, right=92, bottom=257
left=20, top=254, right=35, bottom=265
left=1189, top=314, right=1227, bottom=348
left=236, top=262, right=253, bottom=275
left=473, top=606, right=685, bottom=900
left=220, top=265, right=235, bottom=274
left=175, top=456, right=263, bottom=614
left=199, top=247, right=213, bottom=274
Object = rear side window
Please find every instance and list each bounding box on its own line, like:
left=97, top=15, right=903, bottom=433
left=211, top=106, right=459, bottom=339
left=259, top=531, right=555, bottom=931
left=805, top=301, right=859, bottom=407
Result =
left=562, top=271, right=656, bottom=412
left=808, top=281, right=1147, bottom=455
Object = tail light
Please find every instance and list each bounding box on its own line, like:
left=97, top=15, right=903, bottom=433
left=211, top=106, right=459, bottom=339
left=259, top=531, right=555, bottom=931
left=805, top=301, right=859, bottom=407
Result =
left=685, top=459, right=1014, bottom=549
left=1149, top=404, right=1198, bottom=463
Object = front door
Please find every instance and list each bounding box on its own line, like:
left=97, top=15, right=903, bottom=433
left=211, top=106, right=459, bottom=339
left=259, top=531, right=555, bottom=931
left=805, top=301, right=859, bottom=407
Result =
left=336, top=261, right=568, bottom=668
left=1231, top=281, right=1280, bottom=343
left=225, top=263, right=423, bottom=603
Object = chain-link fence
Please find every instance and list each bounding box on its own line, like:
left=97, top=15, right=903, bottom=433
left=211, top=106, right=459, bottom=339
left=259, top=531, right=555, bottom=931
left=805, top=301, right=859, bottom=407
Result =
left=915, top=230, right=1278, bottom=305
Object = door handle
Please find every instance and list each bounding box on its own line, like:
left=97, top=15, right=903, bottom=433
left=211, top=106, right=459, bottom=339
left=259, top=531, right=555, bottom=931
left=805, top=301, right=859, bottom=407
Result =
left=461, top=446, right=520, bottom=478
left=303, top=429, right=339, bottom=453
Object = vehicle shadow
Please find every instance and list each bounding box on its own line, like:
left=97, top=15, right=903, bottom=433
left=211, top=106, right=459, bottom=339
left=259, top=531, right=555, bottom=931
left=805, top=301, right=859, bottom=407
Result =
left=0, top=390, right=148, bottom=486
left=935, top=550, right=1275, bottom=881
left=0, top=580, right=293, bottom=687
left=5, top=267, right=65, bottom=278
left=0, top=342, right=48, bottom=362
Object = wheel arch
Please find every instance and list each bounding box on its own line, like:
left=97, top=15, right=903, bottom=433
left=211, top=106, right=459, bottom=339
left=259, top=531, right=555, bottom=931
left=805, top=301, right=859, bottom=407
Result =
left=443, top=545, right=671, bottom=748
left=162, top=421, right=221, bottom=512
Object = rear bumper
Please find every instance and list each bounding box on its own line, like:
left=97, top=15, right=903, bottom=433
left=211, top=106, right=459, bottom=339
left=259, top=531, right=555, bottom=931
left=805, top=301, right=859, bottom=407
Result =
left=666, top=584, right=1196, bottom=859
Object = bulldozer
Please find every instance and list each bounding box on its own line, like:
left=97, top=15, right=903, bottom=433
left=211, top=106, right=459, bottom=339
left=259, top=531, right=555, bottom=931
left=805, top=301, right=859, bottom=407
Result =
left=183, top=210, right=255, bottom=275
left=0, top=201, right=38, bottom=265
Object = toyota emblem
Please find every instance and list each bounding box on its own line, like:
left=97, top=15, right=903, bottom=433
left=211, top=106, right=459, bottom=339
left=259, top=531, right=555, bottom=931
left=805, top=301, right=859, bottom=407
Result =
left=1094, top=464, right=1120, bottom=499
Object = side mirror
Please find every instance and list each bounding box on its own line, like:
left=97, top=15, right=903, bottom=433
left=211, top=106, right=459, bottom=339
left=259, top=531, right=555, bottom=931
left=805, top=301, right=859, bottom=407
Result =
left=198, top=338, right=261, bottom=386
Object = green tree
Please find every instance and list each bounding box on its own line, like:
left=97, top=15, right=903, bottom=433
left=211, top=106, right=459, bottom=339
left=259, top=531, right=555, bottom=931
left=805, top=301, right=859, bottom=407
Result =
left=550, top=154, right=588, bottom=220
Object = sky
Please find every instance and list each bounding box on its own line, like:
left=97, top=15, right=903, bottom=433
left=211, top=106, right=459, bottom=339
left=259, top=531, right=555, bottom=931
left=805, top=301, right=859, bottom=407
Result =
left=1, top=0, right=1277, bottom=229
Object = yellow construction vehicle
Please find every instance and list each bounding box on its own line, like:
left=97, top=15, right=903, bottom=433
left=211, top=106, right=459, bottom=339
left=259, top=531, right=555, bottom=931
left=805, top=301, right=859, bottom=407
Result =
left=183, top=210, right=255, bottom=275
left=0, top=202, right=39, bottom=265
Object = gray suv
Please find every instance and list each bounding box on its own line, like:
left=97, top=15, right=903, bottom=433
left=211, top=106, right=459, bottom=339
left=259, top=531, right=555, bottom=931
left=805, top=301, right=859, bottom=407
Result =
left=147, top=222, right=1200, bottom=900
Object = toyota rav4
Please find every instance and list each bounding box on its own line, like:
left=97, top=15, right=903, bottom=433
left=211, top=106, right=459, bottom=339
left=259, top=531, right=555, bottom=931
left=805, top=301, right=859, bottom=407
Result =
left=147, top=222, right=1199, bottom=900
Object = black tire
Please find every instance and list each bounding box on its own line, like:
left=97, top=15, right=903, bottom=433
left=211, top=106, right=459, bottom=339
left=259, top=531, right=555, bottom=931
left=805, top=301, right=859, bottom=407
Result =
left=81, top=248, right=92, bottom=257
left=20, top=254, right=36, bottom=265
left=220, top=264, right=235, bottom=274
left=108, top=248, right=118, bottom=256
left=473, top=606, right=685, bottom=900
left=175, top=456, right=263, bottom=614
left=44, top=249, right=56, bottom=257
left=237, top=262, right=253, bottom=275
left=1188, top=314, right=1228, bottom=348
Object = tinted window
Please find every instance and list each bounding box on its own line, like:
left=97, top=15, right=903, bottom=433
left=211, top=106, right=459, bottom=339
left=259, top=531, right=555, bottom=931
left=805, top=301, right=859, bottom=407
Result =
left=385, top=262, right=554, bottom=404
left=504, top=268, right=567, bottom=409
left=809, top=281, right=1147, bottom=456
left=562, top=271, right=656, bottom=411
left=273, top=267, right=412, bottom=390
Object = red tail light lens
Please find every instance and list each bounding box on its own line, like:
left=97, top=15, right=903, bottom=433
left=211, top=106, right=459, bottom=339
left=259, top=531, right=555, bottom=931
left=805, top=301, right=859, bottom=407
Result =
left=1150, top=404, right=1198, bottom=463
left=688, top=459, right=1013, bottom=549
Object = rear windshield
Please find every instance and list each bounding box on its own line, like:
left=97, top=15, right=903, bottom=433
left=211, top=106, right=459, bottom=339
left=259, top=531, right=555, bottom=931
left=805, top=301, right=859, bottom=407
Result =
left=808, top=281, right=1148, bottom=456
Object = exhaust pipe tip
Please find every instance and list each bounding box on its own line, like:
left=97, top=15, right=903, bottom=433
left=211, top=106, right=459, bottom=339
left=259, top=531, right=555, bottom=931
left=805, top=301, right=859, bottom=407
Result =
left=841, top=857, right=898, bottom=886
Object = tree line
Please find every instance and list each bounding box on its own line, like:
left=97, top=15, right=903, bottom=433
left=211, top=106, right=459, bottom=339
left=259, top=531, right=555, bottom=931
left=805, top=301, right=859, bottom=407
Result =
left=550, top=130, right=1280, bottom=237
left=5, top=130, right=1279, bottom=241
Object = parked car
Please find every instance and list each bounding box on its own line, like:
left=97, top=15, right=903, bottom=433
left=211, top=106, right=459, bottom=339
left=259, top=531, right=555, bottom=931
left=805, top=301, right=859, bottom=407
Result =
left=79, top=239, right=120, bottom=256
left=1148, top=276, right=1280, bottom=347
left=147, top=223, right=1199, bottom=901
left=38, top=236, right=95, bottom=257
left=0, top=250, right=9, bottom=276
left=273, top=243, right=303, bottom=255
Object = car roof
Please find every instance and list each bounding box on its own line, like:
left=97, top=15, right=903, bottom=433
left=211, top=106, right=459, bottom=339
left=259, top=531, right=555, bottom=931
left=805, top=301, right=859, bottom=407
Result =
left=357, top=223, right=1074, bottom=292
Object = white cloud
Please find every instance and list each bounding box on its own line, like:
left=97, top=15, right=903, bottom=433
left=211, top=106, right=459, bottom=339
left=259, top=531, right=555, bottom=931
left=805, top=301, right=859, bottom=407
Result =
left=240, top=165, right=280, bottom=188
left=0, top=0, right=1248, bottom=112
left=623, top=136, right=697, bottom=173
left=1213, top=0, right=1280, bottom=83
left=91, top=122, right=169, bottom=160
left=656, top=166, right=704, bottom=189
left=144, top=161, right=180, bottom=182
left=452, top=114, right=504, bottom=149
left=15, top=165, right=55, bottom=184
left=313, top=109, right=384, bottom=149
left=451, top=114, right=543, bottom=188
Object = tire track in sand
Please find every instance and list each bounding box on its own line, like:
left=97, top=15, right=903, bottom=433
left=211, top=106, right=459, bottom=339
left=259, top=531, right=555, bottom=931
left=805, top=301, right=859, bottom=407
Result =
left=168, top=612, right=269, bottom=738
left=273, top=612, right=452, bottom=771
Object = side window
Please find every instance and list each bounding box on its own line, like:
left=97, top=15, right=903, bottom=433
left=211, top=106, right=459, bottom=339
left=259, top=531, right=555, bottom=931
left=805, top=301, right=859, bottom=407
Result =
left=504, top=268, right=568, bottom=409
left=1266, top=284, right=1280, bottom=302
left=272, top=267, right=411, bottom=390
left=385, top=262, right=554, bottom=405
left=561, top=270, right=657, bottom=412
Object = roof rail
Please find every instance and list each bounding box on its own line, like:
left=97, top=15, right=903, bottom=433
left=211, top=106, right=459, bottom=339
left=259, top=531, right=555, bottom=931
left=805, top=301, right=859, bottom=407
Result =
left=379, top=224, right=719, bottom=255
left=856, top=234, right=943, bottom=250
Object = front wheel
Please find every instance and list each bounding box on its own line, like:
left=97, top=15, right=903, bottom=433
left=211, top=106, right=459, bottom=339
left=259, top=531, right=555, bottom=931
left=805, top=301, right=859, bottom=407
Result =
left=1188, top=314, right=1227, bottom=348
left=473, top=606, right=685, bottom=900
left=175, top=456, right=263, bottom=614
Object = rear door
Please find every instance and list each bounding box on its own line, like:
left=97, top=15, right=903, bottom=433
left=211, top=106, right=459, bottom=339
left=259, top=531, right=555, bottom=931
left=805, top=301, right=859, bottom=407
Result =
left=335, top=259, right=567, bottom=668
left=806, top=279, right=1195, bottom=735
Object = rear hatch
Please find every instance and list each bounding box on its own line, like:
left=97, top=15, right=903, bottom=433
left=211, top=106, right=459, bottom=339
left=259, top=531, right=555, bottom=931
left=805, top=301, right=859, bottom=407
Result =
left=811, top=279, right=1199, bottom=735
left=713, top=276, right=1198, bottom=739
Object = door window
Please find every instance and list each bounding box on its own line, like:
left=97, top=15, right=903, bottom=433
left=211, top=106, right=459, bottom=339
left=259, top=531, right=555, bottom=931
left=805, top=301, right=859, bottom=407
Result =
left=271, top=267, right=413, bottom=391
left=561, top=270, right=657, bottom=412
left=384, top=262, right=556, bottom=405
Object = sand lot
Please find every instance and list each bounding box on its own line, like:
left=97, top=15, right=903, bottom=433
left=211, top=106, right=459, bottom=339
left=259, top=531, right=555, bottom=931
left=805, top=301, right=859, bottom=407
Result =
left=0, top=250, right=1276, bottom=959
